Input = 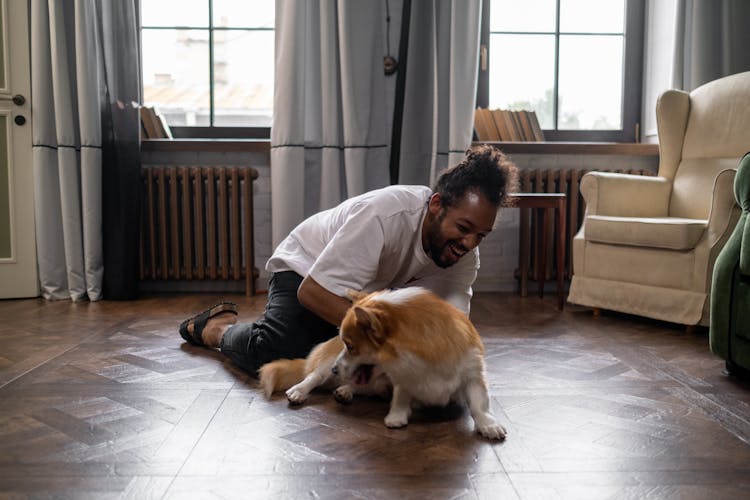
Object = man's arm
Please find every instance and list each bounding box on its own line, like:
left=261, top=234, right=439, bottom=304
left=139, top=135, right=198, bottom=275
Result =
left=297, top=275, right=352, bottom=326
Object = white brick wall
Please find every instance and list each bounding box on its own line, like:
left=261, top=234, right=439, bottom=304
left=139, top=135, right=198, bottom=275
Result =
left=474, top=207, right=520, bottom=292
left=142, top=149, right=658, bottom=293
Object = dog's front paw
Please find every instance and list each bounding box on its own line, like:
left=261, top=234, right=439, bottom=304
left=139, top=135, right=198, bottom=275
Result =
left=477, top=423, right=507, bottom=440
left=286, top=388, right=308, bottom=405
left=333, top=385, right=354, bottom=404
left=384, top=412, right=409, bottom=428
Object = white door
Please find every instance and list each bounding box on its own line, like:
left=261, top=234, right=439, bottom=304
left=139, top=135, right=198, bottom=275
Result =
left=0, top=0, right=36, bottom=298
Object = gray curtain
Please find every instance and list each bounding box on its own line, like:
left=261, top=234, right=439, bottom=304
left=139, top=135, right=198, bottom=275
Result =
left=271, top=0, right=482, bottom=247
left=31, top=0, right=140, bottom=301
left=398, top=0, right=481, bottom=185
left=672, top=0, right=750, bottom=91
left=271, top=0, right=392, bottom=247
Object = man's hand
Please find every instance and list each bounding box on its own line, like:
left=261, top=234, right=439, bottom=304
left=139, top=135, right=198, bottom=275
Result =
left=297, top=276, right=353, bottom=327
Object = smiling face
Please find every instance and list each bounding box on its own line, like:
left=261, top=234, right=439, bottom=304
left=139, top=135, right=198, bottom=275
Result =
left=422, top=190, right=498, bottom=268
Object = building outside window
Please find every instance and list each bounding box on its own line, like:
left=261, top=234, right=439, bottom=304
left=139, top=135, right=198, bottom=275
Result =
left=477, top=0, right=644, bottom=142
left=140, top=0, right=643, bottom=142
left=140, top=0, right=274, bottom=135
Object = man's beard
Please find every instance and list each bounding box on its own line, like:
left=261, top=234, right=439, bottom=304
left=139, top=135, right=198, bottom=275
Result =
left=424, top=214, right=464, bottom=269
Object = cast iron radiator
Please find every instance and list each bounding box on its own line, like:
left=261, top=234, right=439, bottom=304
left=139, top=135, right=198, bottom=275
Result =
left=139, top=165, right=259, bottom=295
left=518, top=168, right=655, bottom=284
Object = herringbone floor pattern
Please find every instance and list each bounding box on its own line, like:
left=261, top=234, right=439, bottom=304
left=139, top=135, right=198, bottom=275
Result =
left=1, top=293, right=749, bottom=499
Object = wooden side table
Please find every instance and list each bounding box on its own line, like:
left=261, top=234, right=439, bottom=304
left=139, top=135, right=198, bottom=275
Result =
left=507, top=193, right=567, bottom=310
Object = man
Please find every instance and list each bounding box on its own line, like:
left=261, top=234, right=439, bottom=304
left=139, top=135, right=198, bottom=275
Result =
left=179, top=144, right=518, bottom=375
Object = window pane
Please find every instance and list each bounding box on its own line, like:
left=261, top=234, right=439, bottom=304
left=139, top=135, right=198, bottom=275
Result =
left=213, top=30, right=274, bottom=126
left=490, top=0, right=556, bottom=32
left=560, top=0, right=624, bottom=33
left=141, top=30, right=210, bottom=126
left=141, top=0, right=208, bottom=27
left=558, top=35, right=623, bottom=130
left=213, top=0, right=274, bottom=28
left=489, top=34, right=556, bottom=129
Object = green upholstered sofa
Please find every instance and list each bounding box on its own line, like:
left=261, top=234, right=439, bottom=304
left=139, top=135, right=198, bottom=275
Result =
left=710, top=152, right=750, bottom=376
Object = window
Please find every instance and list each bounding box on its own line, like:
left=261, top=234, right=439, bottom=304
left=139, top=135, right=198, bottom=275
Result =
left=140, top=0, right=274, bottom=137
left=477, top=0, right=645, bottom=142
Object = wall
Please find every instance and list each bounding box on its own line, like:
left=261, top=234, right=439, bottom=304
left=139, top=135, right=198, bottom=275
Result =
left=142, top=148, right=658, bottom=294
left=140, top=0, right=676, bottom=294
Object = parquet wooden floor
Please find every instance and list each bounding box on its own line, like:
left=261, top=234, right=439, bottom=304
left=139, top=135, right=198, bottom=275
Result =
left=1, top=292, right=749, bottom=499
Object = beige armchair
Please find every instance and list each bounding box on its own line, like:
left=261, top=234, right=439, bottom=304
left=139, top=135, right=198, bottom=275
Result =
left=568, top=71, right=750, bottom=326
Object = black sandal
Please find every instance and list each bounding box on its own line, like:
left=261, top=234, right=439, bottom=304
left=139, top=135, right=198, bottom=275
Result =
left=179, top=301, right=238, bottom=346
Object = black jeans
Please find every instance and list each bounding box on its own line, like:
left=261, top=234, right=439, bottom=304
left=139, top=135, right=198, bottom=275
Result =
left=220, top=271, right=338, bottom=375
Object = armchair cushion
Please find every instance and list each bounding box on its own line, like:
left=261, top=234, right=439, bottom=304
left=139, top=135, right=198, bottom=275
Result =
left=585, top=216, right=707, bottom=250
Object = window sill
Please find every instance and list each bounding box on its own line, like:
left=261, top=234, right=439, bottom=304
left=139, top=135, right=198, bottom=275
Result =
left=141, top=138, right=271, bottom=153
left=475, top=141, right=659, bottom=156
left=141, top=139, right=657, bottom=157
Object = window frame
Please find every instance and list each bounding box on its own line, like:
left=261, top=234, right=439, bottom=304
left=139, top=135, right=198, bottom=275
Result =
left=139, top=1, right=273, bottom=139
left=476, top=0, right=645, bottom=142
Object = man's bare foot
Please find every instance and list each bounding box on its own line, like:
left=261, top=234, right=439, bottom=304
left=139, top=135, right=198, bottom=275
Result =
left=187, top=311, right=238, bottom=347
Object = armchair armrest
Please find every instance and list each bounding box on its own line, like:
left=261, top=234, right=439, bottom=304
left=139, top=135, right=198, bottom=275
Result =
left=741, top=217, right=750, bottom=278
left=738, top=153, right=750, bottom=277
left=580, top=172, right=672, bottom=217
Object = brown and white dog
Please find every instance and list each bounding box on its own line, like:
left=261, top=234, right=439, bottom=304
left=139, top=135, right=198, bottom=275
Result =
left=258, top=334, right=392, bottom=405
left=258, top=287, right=506, bottom=440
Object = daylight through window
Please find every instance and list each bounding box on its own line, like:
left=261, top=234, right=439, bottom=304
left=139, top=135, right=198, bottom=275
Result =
left=481, top=0, right=643, bottom=141
left=140, top=0, right=274, bottom=129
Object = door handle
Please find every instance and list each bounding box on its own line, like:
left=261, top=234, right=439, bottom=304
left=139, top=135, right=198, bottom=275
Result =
left=0, top=94, right=25, bottom=106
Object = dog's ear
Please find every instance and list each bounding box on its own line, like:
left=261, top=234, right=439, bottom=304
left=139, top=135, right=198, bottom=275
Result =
left=353, top=306, right=387, bottom=345
left=346, top=289, right=367, bottom=302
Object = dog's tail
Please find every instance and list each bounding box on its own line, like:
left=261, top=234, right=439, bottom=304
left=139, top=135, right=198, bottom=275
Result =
left=258, top=358, right=306, bottom=398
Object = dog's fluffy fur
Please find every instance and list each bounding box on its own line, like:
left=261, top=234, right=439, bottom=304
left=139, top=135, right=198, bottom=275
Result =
left=258, top=287, right=506, bottom=440
left=258, top=334, right=392, bottom=404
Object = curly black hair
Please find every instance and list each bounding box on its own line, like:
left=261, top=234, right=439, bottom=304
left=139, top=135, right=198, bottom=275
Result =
left=433, top=144, right=519, bottom=208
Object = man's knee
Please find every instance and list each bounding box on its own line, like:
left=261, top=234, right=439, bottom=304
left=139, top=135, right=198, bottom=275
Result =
left=220, top=327, right=274, bottom=374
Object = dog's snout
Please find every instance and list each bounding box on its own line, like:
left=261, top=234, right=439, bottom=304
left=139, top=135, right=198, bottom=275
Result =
left=331, top=365, right=339, bottom=376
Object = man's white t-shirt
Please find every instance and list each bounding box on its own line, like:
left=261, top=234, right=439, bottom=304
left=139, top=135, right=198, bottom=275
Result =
left=265, top=185, right=479, bottom=314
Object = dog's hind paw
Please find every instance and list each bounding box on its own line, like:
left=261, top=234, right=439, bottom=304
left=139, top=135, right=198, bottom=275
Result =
left=286, top=388, right=308, bottom=405
left=477, top=423, right=507, bottom=440
left=333, top=385, right=354, bottom=404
